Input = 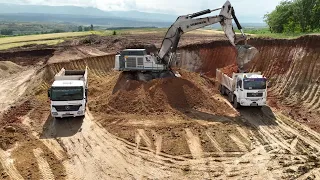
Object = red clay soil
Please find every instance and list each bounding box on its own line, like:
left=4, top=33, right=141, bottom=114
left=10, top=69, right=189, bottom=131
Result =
left=89, top=71, right=234, bottom=116
left=219, top=63, right=238, bottom=78
left=178, top=41, right=238, bottom=77
left=0, top=101, right=33, bottom=126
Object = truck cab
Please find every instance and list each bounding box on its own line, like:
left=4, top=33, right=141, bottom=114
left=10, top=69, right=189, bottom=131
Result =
left=233, top=73, right=267, bottom=107
left=216, top=69, right=267, bottom=108
left=48, top=67, right=88, bottom=118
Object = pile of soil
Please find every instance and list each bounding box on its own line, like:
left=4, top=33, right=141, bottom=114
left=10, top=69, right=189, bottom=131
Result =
left=89, top=71, right=234, bottom=116
left=0, top=61, right=24, bottom=78
left=220, top=63, right=238, bottom=78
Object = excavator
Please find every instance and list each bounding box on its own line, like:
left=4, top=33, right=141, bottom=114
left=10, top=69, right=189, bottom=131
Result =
left=114, top=1, right=257, bottom=81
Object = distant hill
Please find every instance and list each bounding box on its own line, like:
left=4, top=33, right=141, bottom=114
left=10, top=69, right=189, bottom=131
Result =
left=0, top=3, right=266, bottom=27
left=0, top=14, right=171, bottom=28
left=0, top=3, right=177, bottom=23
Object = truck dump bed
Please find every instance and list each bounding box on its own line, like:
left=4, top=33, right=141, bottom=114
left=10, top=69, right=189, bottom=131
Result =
left=54, top=66, right=88, bottom=86
left=216, top=69, right=235, bottom=91
left=216, top=69, right=263, bottom=92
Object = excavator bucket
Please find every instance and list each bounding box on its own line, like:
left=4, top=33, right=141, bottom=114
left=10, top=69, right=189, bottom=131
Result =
left=236, top=44, right=259, bottom=72
left=219, top=1, right=259, bottom=72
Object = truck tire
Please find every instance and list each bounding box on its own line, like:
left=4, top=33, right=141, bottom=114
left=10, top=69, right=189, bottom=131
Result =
left=219, top=85, right=225, bottom=95
left=233, top=96, right=240, bottom=109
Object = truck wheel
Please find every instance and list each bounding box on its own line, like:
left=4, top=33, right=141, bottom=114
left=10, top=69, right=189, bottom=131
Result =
left=233, top=96, right=240, bottom=109
left=219, top=85, right=225, bottom=95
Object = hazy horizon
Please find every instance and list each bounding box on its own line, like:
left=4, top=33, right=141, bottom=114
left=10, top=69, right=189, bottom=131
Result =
left=1, top=0, right=282, bottom=23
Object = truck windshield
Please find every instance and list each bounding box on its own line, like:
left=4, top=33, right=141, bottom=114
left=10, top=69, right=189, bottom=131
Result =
left=244, top=78, right=266, bottom=90
left=51, top=87, right=83, bottom=101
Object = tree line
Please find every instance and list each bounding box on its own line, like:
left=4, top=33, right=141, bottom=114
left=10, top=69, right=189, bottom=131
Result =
left=264, top=0, right=319, bottom=33
left=0, top=23, right=94, bottom=35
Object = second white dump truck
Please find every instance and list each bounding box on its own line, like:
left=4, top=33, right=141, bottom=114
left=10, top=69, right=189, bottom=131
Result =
left=48, top=66, right=88, bottom=118
left=216, top=69, right=267, bottom=108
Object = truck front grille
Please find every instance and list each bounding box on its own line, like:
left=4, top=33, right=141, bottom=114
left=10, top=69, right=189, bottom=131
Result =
left=53, top=105, right=81, bottom=112
left=247, top=93, right=263, bottom=97
left=126, top=57, right=136, bottom=68
left=137, top=57, right=144, bottom=66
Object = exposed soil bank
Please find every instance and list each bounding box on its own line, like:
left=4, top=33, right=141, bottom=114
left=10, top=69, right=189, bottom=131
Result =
left=178, top=35, right=320, bottom=130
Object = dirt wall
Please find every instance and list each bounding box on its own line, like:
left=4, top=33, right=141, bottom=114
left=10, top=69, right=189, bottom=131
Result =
left=177, top=41, right=237, bottom=77
left=248, top=36, right=320, bottom=113
left=177, top=35, right=320, bottom=115
left=45, top=54, right=116, bottom=76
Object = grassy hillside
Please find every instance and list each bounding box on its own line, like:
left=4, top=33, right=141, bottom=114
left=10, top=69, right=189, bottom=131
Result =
left=0, top=31, right=112, bottom=50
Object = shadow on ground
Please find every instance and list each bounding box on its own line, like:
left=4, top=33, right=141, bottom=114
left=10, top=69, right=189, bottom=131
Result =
left=40, top=115, right=84, bottom=139
left=177, top=105, right=278, bottom=127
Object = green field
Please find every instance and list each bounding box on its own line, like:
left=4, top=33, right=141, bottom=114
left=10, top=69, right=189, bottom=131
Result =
left=0, top=31, right=114, bottom=50
left=0, top=39, right=64, bottom=50
left=232, top=28, right=317, bottom=39
left=0, top=28, right=169, bottom=50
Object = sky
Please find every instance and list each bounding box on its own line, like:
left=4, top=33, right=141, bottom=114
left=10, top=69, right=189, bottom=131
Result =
left=2, top=0, right=282, bottom=22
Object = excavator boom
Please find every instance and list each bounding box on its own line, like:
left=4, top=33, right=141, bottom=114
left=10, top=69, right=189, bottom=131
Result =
left=158, top=1, right=246, bottom=66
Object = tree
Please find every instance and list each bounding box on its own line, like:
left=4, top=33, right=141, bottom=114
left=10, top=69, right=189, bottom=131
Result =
left=90, top=24, right=94, bottom=31
left=78, top=26, right=83, bottom=32
left=112, top=30, right=117, bottom=35
left=0, top=29, right=13, bottom=35
left=84, top=26, right=90, bottom=31
left=264, top=0, right=320, bottom=33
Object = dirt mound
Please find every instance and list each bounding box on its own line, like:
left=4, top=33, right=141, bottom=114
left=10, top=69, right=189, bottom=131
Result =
left=220, top=63, right=238, bottom=77
left=89, top=71, right=234, bottom=116
left=0, top=61, right=24, bottom=78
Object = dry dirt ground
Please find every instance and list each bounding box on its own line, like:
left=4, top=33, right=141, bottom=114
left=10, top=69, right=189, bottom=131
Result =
left=0, top=33, right=319, bottom=179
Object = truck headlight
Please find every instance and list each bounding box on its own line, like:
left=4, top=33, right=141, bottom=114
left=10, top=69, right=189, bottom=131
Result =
left=77, top=110, right=84, bottom=114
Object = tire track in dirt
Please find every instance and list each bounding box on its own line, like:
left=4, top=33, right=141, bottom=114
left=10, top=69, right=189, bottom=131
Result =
left=137, top=129, right=152, bottom=149
left=9, top=38, right=318, bottom=179
left=229, top=134, right=248, bottom=152
left=151, top=130, right=163, bottom=155
left=205, top=131, right=223, bottom=152
left=184, top=128, right=203, bottom=159
left=33, top=148, right=55, bottom=180
left=0, top=149, right=24, bottom=180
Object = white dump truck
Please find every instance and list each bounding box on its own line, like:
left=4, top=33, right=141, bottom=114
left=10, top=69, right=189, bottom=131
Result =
left=216, top=69, right=267, bottom=108
left=48, top=66, right=88, bottom=118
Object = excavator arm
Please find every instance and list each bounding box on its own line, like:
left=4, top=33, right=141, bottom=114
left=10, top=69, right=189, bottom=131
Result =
left=157, top=1, right=246, bottom=66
